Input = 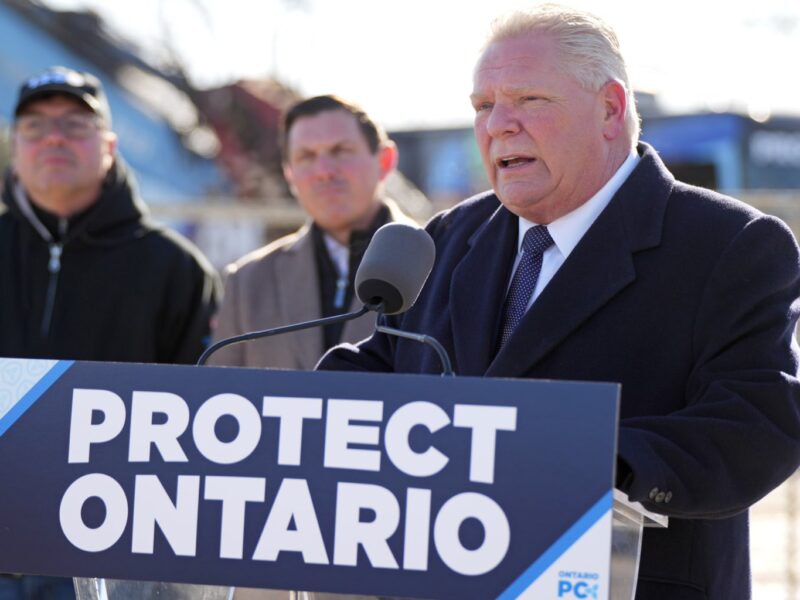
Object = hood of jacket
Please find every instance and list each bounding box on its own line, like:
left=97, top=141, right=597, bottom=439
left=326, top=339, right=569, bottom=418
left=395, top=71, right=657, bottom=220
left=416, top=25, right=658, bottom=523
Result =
left=1, top=156, right=154, bottom=248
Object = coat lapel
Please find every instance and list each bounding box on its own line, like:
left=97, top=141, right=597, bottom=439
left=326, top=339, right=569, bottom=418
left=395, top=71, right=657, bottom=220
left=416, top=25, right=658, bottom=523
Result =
left=273, top=225, right=325, bottom=369
left=487, top=200, right=634, bottom=376
left=450, top=204, right=519, bottom=376
left=486, top=144, right=671, bottom=378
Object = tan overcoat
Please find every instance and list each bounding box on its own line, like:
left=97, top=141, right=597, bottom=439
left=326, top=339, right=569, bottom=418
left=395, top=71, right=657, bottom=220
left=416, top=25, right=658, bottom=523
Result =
left=210, top=200, right=414, bottom=369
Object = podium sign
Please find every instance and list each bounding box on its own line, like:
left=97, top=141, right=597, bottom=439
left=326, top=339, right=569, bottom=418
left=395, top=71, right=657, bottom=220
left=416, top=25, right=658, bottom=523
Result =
left=0, top=359, right=618, bottom=599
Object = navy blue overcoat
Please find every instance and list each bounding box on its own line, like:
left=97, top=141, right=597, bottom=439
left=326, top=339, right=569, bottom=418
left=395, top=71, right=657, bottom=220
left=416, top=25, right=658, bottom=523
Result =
left=320, top=144, right=800, bottom=600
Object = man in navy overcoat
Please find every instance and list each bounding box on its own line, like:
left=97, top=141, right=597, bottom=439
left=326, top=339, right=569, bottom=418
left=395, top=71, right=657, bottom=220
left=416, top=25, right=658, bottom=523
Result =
left=319, top=6, right=800, bottom=600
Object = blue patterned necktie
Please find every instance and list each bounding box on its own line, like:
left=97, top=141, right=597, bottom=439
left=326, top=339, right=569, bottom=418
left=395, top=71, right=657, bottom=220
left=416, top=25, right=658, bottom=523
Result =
left=499, top=225, right=554, bottom=347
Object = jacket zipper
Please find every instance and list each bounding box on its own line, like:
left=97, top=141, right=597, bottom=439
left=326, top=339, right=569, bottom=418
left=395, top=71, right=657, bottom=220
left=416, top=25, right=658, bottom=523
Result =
left=40, top=243, right=62, bottom=337
left=40, top=218, right=67, bottom=337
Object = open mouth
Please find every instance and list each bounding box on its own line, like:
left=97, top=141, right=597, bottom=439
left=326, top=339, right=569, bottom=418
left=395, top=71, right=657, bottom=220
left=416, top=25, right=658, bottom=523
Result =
left=496, top=156, right=535, bottom=169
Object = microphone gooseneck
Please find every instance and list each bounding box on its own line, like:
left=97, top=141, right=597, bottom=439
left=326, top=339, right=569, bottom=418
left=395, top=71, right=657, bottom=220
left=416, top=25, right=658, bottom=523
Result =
left=197, top=305, right=371, bottom=366
left=375, top=314, right=454, bottom=376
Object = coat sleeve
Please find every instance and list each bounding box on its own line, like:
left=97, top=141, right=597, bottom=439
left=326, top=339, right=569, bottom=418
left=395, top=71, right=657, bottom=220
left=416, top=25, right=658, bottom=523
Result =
left=157, top=246, right=221, bottom=365
left=618, top=214, right=800, bottom=518
left=316, top=326, right=398, bottom=372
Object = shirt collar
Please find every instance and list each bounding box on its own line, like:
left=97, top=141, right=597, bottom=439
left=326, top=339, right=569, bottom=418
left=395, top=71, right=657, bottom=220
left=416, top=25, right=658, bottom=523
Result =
left=323, top=234, right=349, bottom=278
left=518, top=150, right=640, bottom=257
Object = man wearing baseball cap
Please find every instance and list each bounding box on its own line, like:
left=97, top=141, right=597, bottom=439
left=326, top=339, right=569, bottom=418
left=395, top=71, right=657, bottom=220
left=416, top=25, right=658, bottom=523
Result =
left=0, top=66, right=220, bottom=597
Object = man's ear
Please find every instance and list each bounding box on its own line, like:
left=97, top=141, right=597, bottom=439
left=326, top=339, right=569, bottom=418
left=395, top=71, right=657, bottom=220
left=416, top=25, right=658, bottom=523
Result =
left=377, top=141, right=398, bottom=181
left=104, top=130, right=118, bottom=153
left=102, top=130, right=118, bottom=169
left=282, top=162, right=299, bottom=196
left=601, top=79, right=628, bottom=141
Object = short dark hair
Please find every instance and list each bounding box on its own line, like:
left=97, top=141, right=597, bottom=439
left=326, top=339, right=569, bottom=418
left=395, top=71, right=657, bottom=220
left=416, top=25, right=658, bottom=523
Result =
left=280, top=95, right=387, bottom=160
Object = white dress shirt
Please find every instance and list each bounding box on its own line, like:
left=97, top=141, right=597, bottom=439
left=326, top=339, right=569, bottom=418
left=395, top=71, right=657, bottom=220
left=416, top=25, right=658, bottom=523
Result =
left=323, top=233, right=349, bottom=279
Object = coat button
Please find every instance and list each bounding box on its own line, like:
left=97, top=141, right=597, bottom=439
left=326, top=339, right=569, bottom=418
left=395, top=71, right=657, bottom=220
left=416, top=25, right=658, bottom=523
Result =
left=664, top=491, right=672, bottom=503
left=649, top=487, right=659, bottom=500
left=655, top=491, right=666, bottom=503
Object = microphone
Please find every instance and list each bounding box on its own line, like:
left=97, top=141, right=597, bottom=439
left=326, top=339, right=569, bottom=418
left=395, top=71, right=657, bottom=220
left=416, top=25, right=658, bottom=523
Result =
left=355, top=222, right=435, bottom=314
left=197, top=223, right=437, bottom=367
left=357, top=224, right=454, bottom=376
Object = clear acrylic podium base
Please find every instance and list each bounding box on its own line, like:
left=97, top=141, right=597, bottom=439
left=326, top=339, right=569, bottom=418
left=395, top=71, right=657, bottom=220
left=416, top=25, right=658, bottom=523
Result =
left=610, top=489, right=668, bottom=600
left=73, top=577, right=234, bottom=600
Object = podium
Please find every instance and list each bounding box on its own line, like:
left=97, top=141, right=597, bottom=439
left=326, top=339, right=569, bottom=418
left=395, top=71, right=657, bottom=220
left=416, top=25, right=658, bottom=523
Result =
left=0, top=359, right=666, bottom=599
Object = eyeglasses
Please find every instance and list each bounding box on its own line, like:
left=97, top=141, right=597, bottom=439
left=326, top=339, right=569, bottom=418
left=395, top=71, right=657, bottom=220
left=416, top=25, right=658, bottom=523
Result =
left=14, top=113, right=102, bottom=141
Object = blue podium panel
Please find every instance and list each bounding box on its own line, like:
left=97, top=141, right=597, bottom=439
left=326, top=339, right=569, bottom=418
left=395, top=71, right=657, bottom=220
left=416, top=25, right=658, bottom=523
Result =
left=0, top=359, right=619, bottom=600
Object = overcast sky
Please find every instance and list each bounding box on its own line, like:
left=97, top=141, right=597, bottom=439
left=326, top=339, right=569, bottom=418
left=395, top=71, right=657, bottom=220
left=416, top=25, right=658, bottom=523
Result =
left=45, top=0, right=800, bottom=130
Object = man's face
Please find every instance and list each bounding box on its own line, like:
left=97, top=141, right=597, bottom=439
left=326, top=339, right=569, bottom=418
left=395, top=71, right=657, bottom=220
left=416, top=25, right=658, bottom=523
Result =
left=12, top=95, right=116, bottom=216
left=471, top=34, right=615, bottom=224
left=283, top=109, right=394, bottom=242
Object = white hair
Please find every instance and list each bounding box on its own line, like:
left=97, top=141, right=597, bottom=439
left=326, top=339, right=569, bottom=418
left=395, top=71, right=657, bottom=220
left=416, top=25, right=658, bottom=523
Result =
left=485, top=4, right=640, bottom=143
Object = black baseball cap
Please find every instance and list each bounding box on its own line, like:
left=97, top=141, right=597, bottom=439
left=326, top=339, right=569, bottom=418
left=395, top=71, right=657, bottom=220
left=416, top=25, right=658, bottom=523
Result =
left=14, top=66, right=112, bottom=126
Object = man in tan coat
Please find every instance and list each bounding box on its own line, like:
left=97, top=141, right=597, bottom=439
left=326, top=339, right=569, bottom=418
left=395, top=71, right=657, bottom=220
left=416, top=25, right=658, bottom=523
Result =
left=210, top=95, right=412, bottom=369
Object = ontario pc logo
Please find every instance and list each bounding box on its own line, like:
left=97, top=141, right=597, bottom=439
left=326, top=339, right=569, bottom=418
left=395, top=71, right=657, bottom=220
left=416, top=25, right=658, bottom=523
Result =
left=557, top=570, right=601, bottom=598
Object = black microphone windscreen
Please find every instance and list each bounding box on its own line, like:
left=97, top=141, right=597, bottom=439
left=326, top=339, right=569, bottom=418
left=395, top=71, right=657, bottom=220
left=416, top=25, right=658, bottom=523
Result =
left=355, top=223, right=435, bottom=315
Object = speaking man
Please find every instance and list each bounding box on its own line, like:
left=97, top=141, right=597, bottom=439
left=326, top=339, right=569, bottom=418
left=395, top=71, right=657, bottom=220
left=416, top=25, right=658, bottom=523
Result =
left=210, top=94, right=413, bottom=369
left=319, top=6, right=800, bottom=600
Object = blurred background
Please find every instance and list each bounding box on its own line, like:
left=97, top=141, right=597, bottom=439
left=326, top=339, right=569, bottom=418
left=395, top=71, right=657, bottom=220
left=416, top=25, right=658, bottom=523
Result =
left=0, top=0, right=798, bottom=597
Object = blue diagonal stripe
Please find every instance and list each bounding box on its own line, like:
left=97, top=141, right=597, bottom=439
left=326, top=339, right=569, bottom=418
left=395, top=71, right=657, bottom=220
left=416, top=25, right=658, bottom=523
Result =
left=0, top=360, right=74, bottom=437
left=497, top=490, right=612, bottom=599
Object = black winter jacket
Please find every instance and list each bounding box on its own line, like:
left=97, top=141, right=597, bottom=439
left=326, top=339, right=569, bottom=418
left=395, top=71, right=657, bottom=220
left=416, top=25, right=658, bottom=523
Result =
left=0, top=160, right=219, bottom=364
